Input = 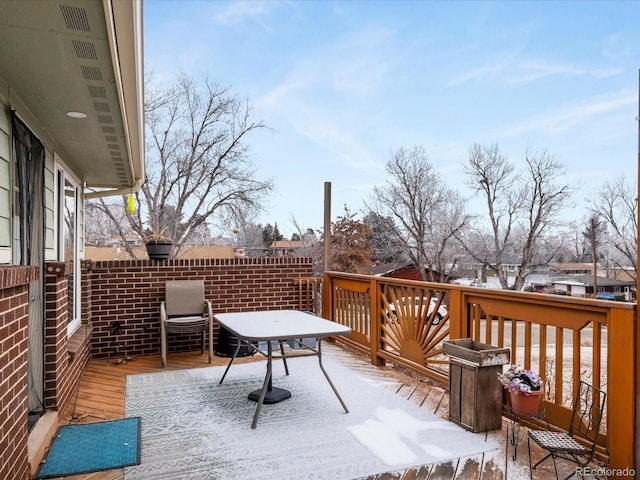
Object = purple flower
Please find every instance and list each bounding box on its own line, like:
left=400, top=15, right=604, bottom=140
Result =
left=497, top=364, right=542, bottom=394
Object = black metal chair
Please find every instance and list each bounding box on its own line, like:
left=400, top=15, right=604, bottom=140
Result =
left=527, top=380, right=606, bottom=479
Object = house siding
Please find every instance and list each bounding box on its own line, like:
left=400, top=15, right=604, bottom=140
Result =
left=86, top=257, right=314, bottom=358
left=0, top=265, right=39, bottom=480
left=0, top=107, right=11, bottom=263
left=43, top=151, right=55, bottom=261
left=0, top=101, right=60, bottom=264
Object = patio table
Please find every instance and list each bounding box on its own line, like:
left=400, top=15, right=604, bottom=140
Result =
left=215, top=310, right=351, bottom=428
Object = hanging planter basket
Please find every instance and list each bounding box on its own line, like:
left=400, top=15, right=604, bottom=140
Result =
left=145, top=241, right=173, bottom=260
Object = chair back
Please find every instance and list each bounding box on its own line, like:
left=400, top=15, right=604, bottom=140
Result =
left=568, top=380, right=606, bottom=456
left=165, top=280, right=205, bottom=316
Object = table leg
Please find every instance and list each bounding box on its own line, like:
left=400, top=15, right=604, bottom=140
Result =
left=317, top=339, right=349, bottom=413
left=219, top=341, right=242, bottom=385
left=279, top=341, right=289, bottom=375
left=248, top=341, right=291, bottom=429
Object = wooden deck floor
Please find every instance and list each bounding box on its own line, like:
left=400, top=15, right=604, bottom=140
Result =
left=44, top=342, right=570, bottom=480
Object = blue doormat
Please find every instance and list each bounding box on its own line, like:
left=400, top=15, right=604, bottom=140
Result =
left=35, top=417, right=141, bottom=478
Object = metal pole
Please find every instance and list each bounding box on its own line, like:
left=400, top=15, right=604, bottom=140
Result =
left=324, top=182, right=331, bottom=272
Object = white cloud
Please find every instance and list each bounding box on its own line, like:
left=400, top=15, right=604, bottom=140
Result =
left=502, top=89, right=636, bottom=137
left=448, top=57, right=623, bottom=87
left=212, top=0, right=284, bottom=31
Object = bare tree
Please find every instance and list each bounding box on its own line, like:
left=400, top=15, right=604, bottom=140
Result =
left=367, top=145, right=470, bottom=282
left=91, top=73, right=273, bottom=258
left=591, top=176, right=637, bottom=281
left=84, top=202, right=124, bottom=246
left=463, top=143, right=573, bottom=290
left=289, top=215, right=322, bottom=260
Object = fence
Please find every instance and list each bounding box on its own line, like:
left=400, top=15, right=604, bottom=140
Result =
left=320, top=271, right=636, bottom=471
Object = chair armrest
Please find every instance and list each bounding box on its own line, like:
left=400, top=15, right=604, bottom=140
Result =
left=204, top=300, right=214, bottom=361
left=160, top=301, right=167, bottom=322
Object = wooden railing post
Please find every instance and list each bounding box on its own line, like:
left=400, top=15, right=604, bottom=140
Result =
left=448, top=288, right=465, bottom=340
left=636, top=304, right=640, bottom=479
left=369, top=276, right=384, bottom=367
left=607, top=307, right=636, bottom=473
left=322, top=271, right=331, bottom=321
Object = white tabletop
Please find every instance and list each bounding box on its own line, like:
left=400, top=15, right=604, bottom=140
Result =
left=215, top=310, right=351, bottom=342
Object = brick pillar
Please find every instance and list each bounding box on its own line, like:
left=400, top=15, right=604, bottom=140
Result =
left=0, top=265, right=39, bottom=480
left=43, top=262, right=71, bottom=410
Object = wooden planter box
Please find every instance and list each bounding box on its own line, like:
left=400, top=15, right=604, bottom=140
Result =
left=444, top=339, right=510, bottom=433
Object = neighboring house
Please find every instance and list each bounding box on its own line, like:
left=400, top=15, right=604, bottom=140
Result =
left=553, top=262, right=636, bottom=283
left=551, top=274, right=635, bottom=299
left=456, top=255, right=522, bottom=286
left=269, top=240, right=306, bottom=257
left=366, top=262, right=408, bottom=277
left=551, top=262, right=599, bottom=276
left=608, top=266, right=636, bottom=282
left=0, top=2, right=144, bottom=478
left=366, top=262, right=443, bottom=282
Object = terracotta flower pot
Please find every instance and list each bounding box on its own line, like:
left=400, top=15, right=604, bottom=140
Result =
left=509, top=388, right=543, bottom=415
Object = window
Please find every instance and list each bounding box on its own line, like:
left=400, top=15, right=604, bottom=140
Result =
left=58, top=170, right=80, bottom=333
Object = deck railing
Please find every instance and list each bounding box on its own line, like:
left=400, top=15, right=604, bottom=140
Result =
left=319, top=271, right=636, bottom=472
left=294, top=277, right=323, bottom=314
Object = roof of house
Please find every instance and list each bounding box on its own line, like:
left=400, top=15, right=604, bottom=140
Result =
left=551, top=263, right=599, bottom=271
left=0, top=0, right=145, bottom=191
left=552, top=274, right=634, bottom=287
left=269, top=241, right=305, bottom=249
left=365, top=263, right=410, bottom=276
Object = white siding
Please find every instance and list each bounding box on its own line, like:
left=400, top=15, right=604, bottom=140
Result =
left=44, top=149, right=56, bottom=261
left=0, top=106, right=11, bottom=263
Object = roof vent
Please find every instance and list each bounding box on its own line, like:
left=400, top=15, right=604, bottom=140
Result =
left=72, top=40, right=97, bottom=60
left=60, top=5, right=90, bottom=32
left=88, top=86, right=107, bottom=98
left=81, top=66, right=102, bottom=81
left=93, top=102, right=111, bottom=113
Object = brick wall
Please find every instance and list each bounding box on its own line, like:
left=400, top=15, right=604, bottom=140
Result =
left=85, top=257, right=314, bottom=359
left=0, top=265, right=38, bottom=480
left=2, top=257, right=313, bottom=478
left=43, top=262, right=92, bottom=412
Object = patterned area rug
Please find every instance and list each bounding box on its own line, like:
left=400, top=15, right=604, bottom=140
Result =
left=125, top=356, right=496, bottom=479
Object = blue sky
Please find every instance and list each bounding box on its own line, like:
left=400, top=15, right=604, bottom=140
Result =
left=144, top=1, right=639, bottom=238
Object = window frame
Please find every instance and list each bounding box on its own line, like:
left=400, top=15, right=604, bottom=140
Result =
left=57, top=168, right=81, bottom=336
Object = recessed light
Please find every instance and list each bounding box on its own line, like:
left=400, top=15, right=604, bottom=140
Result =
left=66, top=111, right=87, bottom=119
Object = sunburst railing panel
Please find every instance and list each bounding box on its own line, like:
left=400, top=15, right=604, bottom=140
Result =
left=319, top=271, right=635, bottom=470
